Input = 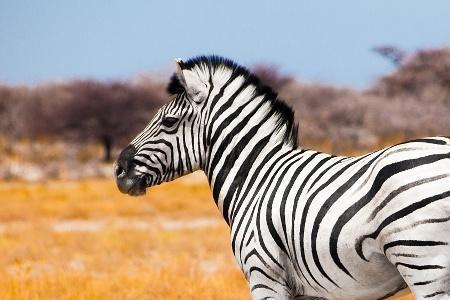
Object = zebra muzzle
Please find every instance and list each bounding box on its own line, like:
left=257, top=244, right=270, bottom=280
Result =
left=116, top=175, right=148, bottom=196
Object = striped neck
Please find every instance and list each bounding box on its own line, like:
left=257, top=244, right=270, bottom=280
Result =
left=202, top=82, right=297, bottom=225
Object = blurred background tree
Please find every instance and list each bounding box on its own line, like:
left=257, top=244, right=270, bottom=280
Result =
left=251, top=64, right=294, bottom=91
left=372, top=45, right=407, bottom=66
left=0, top=46, right=449, bottom=178
left=53, top=80, right=165, bottom=162
left=0, top=79, right=166, bottom=163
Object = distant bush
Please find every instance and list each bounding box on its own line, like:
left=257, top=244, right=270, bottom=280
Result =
left=372, top=45, right=406, bottom=66
left=373, top=47, right=450, bottom=99
left=277, top=46, right=450, bottom=152
left=279, top=83, right=382, bottom=152
left=251, top=64, right=294, bottom=92
left=0, top=85, right=31, bottom=141
left=53, top=80, right=166, bottom=161
left=0, top=79, right=166, bottom=161
left=1, top=46, right=449, bottom=166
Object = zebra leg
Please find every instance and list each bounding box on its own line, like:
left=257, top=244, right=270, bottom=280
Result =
left=378, top=180, right=450, bottom=299
left=392, top=253, right=450, bottom=300
left=384, top=236, right=450, bottom=299
left=248, top=271, right=294, bottom=300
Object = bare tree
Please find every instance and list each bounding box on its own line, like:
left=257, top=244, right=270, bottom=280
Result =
left=373, top=47, right=450, bottom=99
left=2, top=47, right=450, bottom=162
left=251, top=64, right=293, bottom=92
left=372, top=45, right=407, bottom=66
left=53, top=80, right=166, bottom=161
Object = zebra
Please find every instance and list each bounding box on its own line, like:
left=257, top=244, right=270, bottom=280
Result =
left=115, top=55, right=450, bottom=300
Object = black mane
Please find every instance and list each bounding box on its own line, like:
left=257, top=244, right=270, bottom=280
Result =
left=167, top=55, right=298, bottom=148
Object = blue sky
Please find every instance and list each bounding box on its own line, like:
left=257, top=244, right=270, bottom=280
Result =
left=0, top=1, right=449, bottom=88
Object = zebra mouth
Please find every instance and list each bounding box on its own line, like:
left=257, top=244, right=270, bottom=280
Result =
left=116, top=174, right=151, bottom=196
left=114, top=145, right=154, bottom=196
left=127, top=174, right=152, bottom=196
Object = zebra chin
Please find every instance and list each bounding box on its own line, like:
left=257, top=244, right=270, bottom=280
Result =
left=115, top=167, right=153, bottom=196
left=115, top=144, right=157, bottom=196
left=116, top=173, right=152, bottom=196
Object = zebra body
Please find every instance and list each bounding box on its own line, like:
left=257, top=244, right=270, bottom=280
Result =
left=115, top=56, right=450, bottom=299
left=234, top=144, right=450, bottom=299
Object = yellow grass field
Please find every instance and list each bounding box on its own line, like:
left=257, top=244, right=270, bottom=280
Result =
left=0, top=174, right=414, bottom=300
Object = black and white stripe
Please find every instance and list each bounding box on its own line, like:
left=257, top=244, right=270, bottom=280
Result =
left=115, top=56, right=450, bottom=300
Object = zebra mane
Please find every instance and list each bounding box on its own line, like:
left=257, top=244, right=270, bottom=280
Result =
left=167, top=55, right=299, bottom=148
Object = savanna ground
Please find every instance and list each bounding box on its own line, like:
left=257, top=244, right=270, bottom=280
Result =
left=0, top=174, right=246, bottom=299
left=0, top=173, right=414, bottom=300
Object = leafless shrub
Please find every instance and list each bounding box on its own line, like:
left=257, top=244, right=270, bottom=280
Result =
left=276, top=47, right=450, bottom=153
left=372, top=47, right=450, bottom=100
left=0, top=85, right=31, bottom=140
left=372, top=45, right=407, bottom=66
left=1, top=79, right=167, bottom=162
left=1, top=46, right=450, bottom=169
left=279, top=82, right=381, bottom=151
left=251, top=64, right=294, bottom=92
left=53, top=80, right=166, bottom=161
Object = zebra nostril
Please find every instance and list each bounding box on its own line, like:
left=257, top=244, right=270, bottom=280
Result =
left=143, top=174, right=152, bottom=186
left=115, top=164, right=126, bottom=178
left=116, top=144, right=137, bottom=179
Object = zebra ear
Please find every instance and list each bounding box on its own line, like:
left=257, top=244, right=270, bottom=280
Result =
left=175, top=59, right=207, bottom=104
left=175, top=58, right=185, bottom=81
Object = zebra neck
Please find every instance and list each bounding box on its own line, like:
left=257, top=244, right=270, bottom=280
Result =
left=205, top=130, right=295, bottom=225
left=202, top=80, right=299, bottom=224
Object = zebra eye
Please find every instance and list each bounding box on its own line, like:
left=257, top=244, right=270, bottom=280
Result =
left=161, top=116, right=179, bottom=127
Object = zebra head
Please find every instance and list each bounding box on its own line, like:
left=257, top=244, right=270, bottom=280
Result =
left=115, top=58, right=210, bottom=195
left=115, top=55, right=298, bottom=196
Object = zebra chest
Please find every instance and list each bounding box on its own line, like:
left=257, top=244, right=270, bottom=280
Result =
left=237, top=217, right=325, bottom=298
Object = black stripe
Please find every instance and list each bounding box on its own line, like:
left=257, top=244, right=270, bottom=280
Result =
left=256, top=154, right=298, bottom=271
left=207, top=98, right=265, bottom=184
left=300, top=153, right=378, bottom=287
left=369, top=174, right=449, bottom=221
left=249, top=266, right=284, bottom=286
left=231, top=146, right=283, bottom=223
left=360, top=190, right=450, bottom=256
left=391, top=253, right=419, bottom=258
left=424, top=291, right=445, bottom=298
left=306, top=156, right=343, bottom=193
left=408, top=138, right=447, bottom=145
left=211, top=104, right=271, bottom=205
left=335, top=152, right=450, bottom=271
left=133, top=160, right=161, bottom=176
left=414, top=280, right=435, bottom=286
left=205, top=73, right=243, bottom=146
left=289, top=154, right=338, bottom=289
left=395, top=262, right=444, bottom=270
left=383, top=240, right=447, bottom=254
left=239, top=201, right=259, bottom=260
left=411, top=216, right=450, bottom=226
left=245, top=231, right=254, bottom=246
left=208, top=71, right=240, bottom=109
left=134, top=153, right=167, bottom=174
left=251, top=284, right=277, bottom=293
left=207, top=81, right=251, bottom=142
left=182, top=123, right=193, bottom=173
left=281, top=152, right=324, bottom=253
left=175, top=137, right=184, bottom=174
left=232, top=147, right=285, bottom=263
left=312, top=152, right=385, bottom=283
left=188, top=114, right=198, bottom=163
left=265, top=153, right=303, bottom=256
left=221, top=134, right=271, bottom=225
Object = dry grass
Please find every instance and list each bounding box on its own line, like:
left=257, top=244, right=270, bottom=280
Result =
left=0, top=174, right=414, bottom=300
left=0, top=174, right=248, bottom=300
